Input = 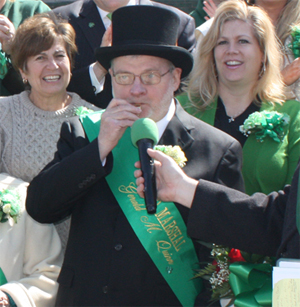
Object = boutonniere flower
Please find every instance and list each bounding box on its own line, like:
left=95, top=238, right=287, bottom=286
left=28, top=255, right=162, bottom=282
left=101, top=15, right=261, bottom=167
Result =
left=289, top=25, right=300, bottom=59
left=239, top=111, right=290, bottom=143
left=75, top=106, right=95, bottom=116
left=195, top=244, right=274, bottom=306
left=0, top=189, right=21, bottom=224
left=154, top=145, right=187, bottom=168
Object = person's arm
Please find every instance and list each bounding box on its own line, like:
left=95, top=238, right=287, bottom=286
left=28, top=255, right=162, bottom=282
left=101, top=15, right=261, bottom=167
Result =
left=135, top=149, right=291, bottom=256
left=134, top=149, right=198, bottom=207
left=26, top=118, right=109, bottom=223
left=27, top=99, right=141, bottom=223
left=188, top=179, right=288, bottom=256
left=0, top=211, right=63, bottom=307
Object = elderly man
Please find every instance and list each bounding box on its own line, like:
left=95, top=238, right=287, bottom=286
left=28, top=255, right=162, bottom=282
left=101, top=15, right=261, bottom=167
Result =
left=26, top=6, right=244, bottom=307
left=54, top=0, right=196, bottom=108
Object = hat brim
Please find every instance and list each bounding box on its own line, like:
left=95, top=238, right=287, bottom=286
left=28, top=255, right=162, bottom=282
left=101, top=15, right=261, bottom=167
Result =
left=95, top=44, right=193, bottom=79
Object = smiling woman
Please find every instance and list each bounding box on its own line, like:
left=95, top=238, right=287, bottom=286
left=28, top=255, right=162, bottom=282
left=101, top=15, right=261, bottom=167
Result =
left=0, top=13, right=99, bottom=250
left=178, top=0, right=300, bottom=195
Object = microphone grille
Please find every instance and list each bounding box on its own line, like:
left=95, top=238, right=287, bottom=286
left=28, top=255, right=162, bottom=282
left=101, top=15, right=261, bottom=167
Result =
left=131, top=118, right=159, bottom=147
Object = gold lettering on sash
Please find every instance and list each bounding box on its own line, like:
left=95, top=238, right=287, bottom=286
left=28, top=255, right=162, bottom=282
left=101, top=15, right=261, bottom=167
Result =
left=140, top=216, right=162, bottom=232
left=156, top=241, right=174, bottom=264
left=119, top=182, right=137, bottom=194
left=156, top=207, right=186, bottom=252
left=119, top=183, right=146, bottom=211
left=157, top=240, right=172, bottom=251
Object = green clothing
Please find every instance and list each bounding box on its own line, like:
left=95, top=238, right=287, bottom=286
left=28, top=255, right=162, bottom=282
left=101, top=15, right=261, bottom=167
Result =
left=178, top=94, right=300, bottom=195
left=0, top=0, right=50, bottom=95
left=189, top=0, right=207, bottom=27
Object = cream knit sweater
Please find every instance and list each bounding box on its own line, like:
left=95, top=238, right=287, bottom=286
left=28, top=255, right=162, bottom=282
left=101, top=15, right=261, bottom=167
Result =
left=0, top=91, right=99, bottom=181
left=0, top=91, right=99, bottom=250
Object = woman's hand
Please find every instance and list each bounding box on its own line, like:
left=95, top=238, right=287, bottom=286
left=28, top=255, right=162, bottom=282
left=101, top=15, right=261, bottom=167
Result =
left=281, top=57, right=300, bottom=86
left=0, top=290, right=10, bottom=306
left=134, top=149, right=198, bottom=208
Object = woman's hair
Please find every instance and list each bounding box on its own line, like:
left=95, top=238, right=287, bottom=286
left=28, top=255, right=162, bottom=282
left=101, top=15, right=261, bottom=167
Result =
left=187, top=0, right=285, bottom=109
left=10, top=12, right=77, bottom=72
left=247, top=0, right=300, bottom=44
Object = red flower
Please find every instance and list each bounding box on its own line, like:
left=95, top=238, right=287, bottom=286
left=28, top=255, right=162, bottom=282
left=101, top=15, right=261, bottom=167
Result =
left=228, top=249, right=245, bottom=263
left=212, top=260, right=220, bottom=272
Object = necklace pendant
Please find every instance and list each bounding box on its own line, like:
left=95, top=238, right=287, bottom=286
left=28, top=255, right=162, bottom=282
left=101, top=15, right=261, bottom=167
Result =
left=228, top=117, right=235, bottom=123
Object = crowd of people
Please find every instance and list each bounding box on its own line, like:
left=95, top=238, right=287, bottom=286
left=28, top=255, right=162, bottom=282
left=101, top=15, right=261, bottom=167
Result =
left=0, top=0, right=298, bottom=306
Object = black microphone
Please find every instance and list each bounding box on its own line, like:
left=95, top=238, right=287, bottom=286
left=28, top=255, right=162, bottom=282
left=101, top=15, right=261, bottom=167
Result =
left=131, top=118, right=159, bottom=214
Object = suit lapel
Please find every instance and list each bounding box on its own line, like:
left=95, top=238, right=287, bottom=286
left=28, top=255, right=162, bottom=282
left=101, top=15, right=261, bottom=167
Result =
left=159, top=101, right=195, bottom=150
left=77, top=1, right=106, bottom=52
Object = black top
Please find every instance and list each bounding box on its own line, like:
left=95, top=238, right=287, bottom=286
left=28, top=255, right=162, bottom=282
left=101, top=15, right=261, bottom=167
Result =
left=214, top=96, right=260, bottom=147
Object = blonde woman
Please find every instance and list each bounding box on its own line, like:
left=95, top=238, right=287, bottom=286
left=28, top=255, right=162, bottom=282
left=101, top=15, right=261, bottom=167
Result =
left=195, top=0, right=300, bottom=100
left=179, top=0, right=300, bottom=195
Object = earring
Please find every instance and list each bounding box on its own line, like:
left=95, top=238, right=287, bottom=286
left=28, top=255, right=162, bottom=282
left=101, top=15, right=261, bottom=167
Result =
left=259, top=62, right=266, bottom=78
left=22, top=78, right=28, bottom=84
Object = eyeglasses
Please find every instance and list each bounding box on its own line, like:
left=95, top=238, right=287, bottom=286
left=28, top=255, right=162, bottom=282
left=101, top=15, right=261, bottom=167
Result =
left=112, top=69, right=172, bottom=85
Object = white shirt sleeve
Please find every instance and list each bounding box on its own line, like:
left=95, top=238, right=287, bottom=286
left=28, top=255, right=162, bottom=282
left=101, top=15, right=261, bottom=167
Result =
left=89, top=63, right=105, bottom=95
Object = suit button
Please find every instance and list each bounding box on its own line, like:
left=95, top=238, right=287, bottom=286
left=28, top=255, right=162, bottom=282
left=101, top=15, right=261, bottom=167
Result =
left=102, top=286, right=108, bottom=293
left=114, top=244, right=123, bottom=251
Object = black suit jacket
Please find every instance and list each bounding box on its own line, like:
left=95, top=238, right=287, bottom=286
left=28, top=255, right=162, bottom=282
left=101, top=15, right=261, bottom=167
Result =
left=54, top=0, right=196, bottom=107
left=188, top=160, right=300, bottom=259
left=26, top=102, right=244, bottom=306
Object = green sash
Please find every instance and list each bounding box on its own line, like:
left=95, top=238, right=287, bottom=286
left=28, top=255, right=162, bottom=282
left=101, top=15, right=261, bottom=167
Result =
left=0, top=268, right=7, bottom=285
left=79, top=111, right=202, bottom=307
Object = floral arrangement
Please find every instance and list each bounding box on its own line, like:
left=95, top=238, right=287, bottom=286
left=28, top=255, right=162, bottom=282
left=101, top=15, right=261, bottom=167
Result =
left=239, top=111, right=290, bottom=143
left=195, top=244, right=274, bottom=306
left=0, top=189, right=21, bottom=224
left=289, top=24, right=300, bottom=59
left=155, top=145, right=187, bottom=167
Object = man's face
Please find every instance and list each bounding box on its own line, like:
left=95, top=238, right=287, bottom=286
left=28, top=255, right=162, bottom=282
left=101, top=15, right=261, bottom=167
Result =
left=93, top=0, right=130, bottom=12
left=109, top=55, right=182, bottom=122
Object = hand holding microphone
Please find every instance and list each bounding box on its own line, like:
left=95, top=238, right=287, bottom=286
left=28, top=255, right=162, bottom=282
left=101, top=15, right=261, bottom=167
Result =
left=131, top=118, right=159, bottom=214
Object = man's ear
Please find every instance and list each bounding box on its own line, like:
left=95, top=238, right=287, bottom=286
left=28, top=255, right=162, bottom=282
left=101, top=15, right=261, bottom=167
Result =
left=172, top=67, right=182, bottom=91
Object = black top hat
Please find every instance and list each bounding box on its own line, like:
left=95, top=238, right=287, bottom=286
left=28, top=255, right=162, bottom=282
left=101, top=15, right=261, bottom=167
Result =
left=95, top=5, right=193, bottom=79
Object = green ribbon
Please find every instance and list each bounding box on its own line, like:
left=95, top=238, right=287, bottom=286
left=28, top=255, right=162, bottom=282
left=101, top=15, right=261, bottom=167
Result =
left=0, top=268, right=7, bottom=285
left=229, top=262, right=272, bottom=307
left=289, top=25, right=300, bottom=59
left=79, top=111, right=202, bottom=307
left=0, top=50, right=8, bottom=79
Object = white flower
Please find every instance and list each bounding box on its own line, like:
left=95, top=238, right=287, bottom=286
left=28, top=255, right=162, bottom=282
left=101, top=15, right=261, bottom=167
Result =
left=2, top=203, right=11, bottom=214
